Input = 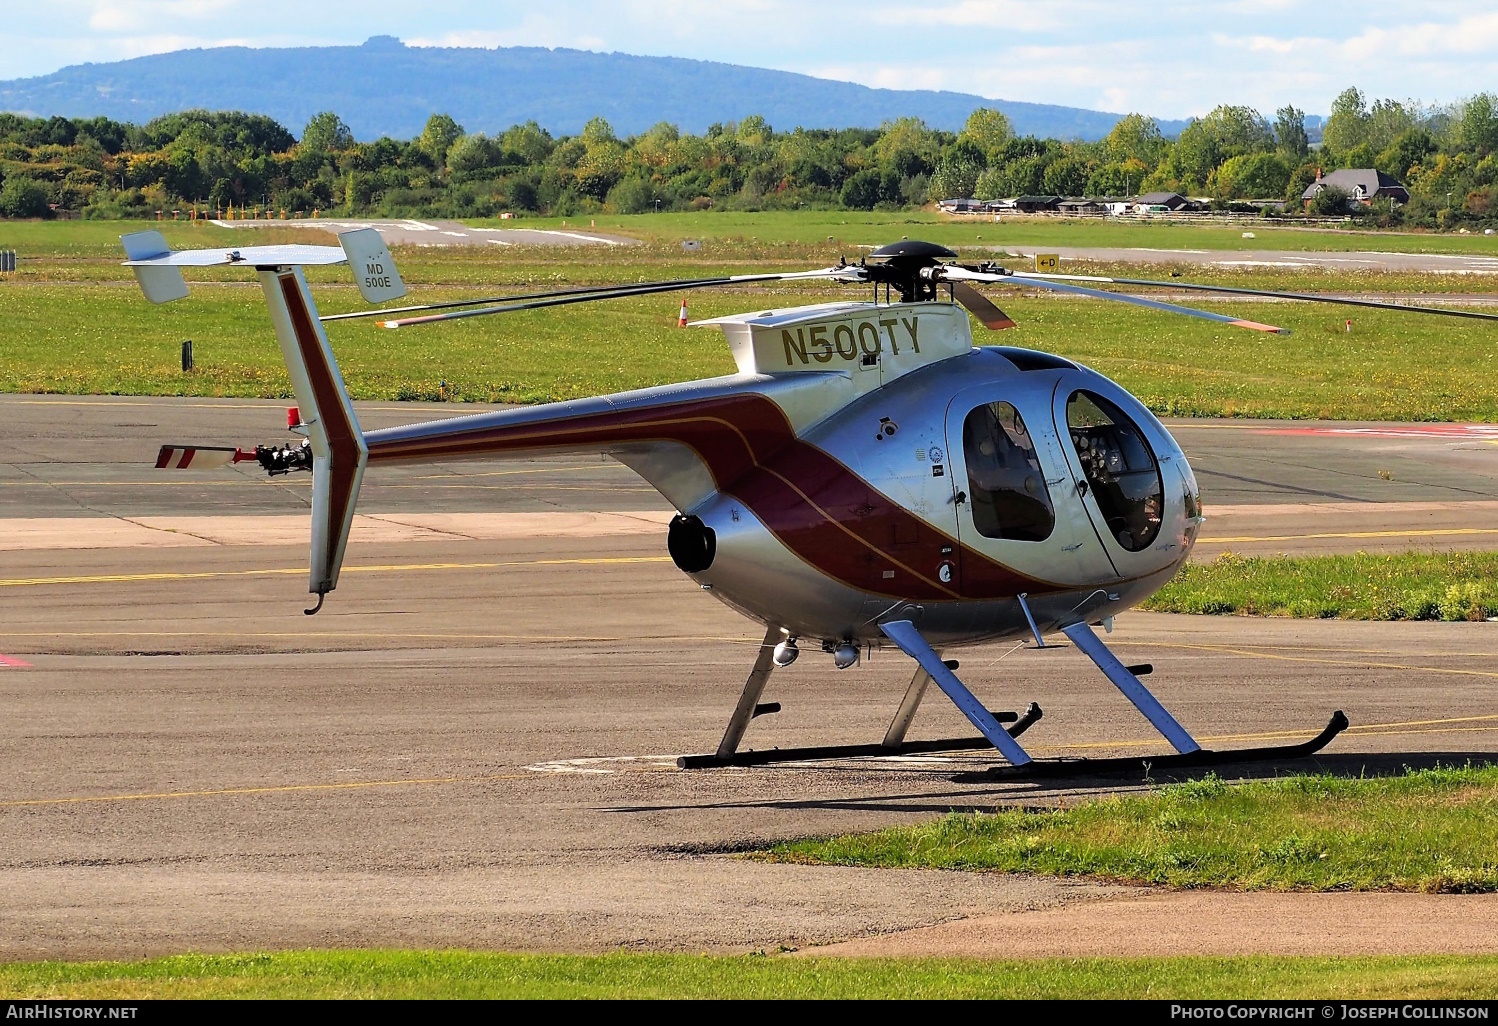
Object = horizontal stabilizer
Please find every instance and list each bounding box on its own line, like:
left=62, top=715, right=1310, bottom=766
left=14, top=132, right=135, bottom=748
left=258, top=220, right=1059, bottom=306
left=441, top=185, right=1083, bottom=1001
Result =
left=123, top=244, right=350, bottom=267
left=155, top=444, right=257, bottom=470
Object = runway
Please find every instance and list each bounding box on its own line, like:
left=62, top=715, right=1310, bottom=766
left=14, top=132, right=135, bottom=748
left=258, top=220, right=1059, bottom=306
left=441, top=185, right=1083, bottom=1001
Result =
left=3, top=395, right=1498, bottom=959
left=994, top=245, right=1498, bottom=275
left=212, top=217, right=637, bottom=248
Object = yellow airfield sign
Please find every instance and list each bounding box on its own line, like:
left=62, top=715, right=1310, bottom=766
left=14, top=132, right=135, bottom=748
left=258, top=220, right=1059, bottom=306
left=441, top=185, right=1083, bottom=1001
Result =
left=1035, top=253, right=1060, bottom=273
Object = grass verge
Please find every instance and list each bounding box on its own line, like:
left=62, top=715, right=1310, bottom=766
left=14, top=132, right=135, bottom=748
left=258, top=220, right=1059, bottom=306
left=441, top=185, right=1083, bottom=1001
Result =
left=762, top=767, right=1498, bottom=892
left=5, top=950, right=1498, bottom=999
left=1145, top=551, right=1498, bottom=620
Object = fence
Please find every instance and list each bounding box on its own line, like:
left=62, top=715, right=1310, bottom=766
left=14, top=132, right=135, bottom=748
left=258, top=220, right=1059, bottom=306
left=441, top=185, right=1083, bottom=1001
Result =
left=0, top=250, right=15, bottom=273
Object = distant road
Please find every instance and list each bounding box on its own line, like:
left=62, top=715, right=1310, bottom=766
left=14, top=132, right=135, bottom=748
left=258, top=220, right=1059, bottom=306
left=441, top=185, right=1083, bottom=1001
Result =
left=993, top=246, right=1498, bottom=275
left=213, top=217, right=638, bottom=248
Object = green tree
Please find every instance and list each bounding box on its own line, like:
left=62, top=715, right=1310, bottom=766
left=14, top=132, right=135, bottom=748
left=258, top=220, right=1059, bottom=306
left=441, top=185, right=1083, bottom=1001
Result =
left=0, top=175, right=49, bottom=217
left=1322, top=88, right=1370, bottom=153
left=1041, top=154, right=1090, bottom=195
left=960, top=108, right=1013, bottom=154
left=1211, top=152, right=1290, bottom=199
left=1459, top=94, right=1498, bottom=157
left=501, top=121, right=554, bottom=164
left=446, top=134, right=504, bottom=175
left=606, top=177, right=658, bottom=213
left=840, top=168, right=883, bottom=209
left=580, top=116, right=616, bottom=145
left=1274, top=106, right=1309, bottom=159
left=874, top=117, right=939, bottom=168
left=419, top=114, right=464, bottom=165
left=1104, top=113, right=1164, bottom=166
left=301, top=111, right=353, bottom=152
left=1087, top=158, right=1147, bottom=196
left=1366, top=99, right=1417, bottom=153
left=736, top=115, right=770, bottom=146
left=1197, top=105, right=1274, bottom=155
left=930, top=157, right=981, bottom=199
left=1378, top=130, right=1436, bottom=179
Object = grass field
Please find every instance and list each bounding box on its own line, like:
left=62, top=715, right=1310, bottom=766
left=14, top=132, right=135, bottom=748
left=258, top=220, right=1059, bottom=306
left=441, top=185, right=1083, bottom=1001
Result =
left=5, top=949, right=1498, bottom=999
left=1145, top=551, right=1498, bottom=620
left=3, top=215, right=1497, bottom=417
left=7, top=283, right=1498, bottom=417
left=7, top=211, right=1498, bottom=256
left=764, top=766, right=1498, bottom=892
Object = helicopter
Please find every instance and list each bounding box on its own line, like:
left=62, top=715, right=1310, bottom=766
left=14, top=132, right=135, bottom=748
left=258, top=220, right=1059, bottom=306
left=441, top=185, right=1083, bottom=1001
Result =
left=125, top=228, right=1498, bottom=775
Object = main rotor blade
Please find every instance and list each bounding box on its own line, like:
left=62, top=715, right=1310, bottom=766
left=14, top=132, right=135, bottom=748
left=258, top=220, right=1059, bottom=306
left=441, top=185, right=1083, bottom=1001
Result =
left=1012, top=270, right=1498, bottom=325
left=941, top=266, right=1289, bottom=335
left=317, top=280, right=701, bottom=323
left=320, top=274, right=804, bottom=323
left=378, top=267, right=864, bottom=328
left=950, top=280, right=1017, bottom=330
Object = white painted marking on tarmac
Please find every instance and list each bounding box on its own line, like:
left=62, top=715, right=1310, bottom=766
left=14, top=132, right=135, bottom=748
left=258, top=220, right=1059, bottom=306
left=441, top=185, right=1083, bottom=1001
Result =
left=525, top=755, right=680, bottom=774
left=866, top=755, right=959, bottom=766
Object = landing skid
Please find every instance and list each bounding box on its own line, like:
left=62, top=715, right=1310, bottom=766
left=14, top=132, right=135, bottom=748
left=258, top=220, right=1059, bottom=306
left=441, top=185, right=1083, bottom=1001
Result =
left=969, top=710, right=1350, bottom=780
left=678, top=703, right=1042, bottom=769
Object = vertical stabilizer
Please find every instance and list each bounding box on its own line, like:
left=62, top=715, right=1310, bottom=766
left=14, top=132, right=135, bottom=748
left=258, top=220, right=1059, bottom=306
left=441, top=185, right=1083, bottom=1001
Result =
left=121, top=230, right=189, bottom=304
left=259, top=267, right=368, bottom=601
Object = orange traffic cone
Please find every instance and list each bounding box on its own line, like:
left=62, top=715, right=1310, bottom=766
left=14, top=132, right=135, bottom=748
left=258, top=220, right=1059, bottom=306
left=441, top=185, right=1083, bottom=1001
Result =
left=677, top=299, right=689, bottom=327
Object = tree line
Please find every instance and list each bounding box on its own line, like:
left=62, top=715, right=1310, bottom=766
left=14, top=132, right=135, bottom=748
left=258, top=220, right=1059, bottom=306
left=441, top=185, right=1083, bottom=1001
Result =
left=1, top=87, right=1495, bottom=227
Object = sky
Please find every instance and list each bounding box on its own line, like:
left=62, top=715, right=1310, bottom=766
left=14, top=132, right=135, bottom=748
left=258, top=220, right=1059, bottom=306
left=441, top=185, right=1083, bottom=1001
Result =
left=4, top=1, right=1496, bottom=119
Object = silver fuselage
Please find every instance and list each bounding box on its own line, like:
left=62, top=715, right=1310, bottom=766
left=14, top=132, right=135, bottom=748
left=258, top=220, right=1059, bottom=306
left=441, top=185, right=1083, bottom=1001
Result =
left=364, top=300, right=1201, bottom=650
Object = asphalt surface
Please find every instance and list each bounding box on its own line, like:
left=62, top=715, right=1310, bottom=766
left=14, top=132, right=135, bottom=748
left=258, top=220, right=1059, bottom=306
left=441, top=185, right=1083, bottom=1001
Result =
left=213, top=217, right=637, bottom=248
left=4, top=396, right=1498, bottom=958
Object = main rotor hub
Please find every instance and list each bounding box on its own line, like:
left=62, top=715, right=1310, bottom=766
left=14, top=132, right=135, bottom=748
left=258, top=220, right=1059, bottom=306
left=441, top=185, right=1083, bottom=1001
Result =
left=866, top=240, right=957, bottom=302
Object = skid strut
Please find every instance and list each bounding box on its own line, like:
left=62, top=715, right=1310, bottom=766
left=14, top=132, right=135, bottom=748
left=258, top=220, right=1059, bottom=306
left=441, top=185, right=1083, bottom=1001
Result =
left=713, top=625, right=781, bottom=759
left=678, top=618, right=1044, bottom=770
left=974, top=621, right=1348, bottom=778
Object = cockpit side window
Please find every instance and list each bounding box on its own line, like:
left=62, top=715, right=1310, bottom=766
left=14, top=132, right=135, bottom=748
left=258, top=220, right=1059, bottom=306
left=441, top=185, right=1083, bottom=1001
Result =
left=1066, top=391, right=1163, bottom=552
left=961, top=401, right=1055, bottom=542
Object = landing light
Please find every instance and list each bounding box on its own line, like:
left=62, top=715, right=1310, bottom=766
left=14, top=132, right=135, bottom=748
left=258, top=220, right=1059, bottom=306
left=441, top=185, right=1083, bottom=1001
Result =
left=772, top=637, right=799, bottom=667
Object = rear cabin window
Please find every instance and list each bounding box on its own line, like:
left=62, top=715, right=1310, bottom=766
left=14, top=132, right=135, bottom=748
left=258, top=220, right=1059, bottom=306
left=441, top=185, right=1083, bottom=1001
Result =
left=1066, top=391, right=1163, bottom=552
left=961, top=401, right=1055, bottom=542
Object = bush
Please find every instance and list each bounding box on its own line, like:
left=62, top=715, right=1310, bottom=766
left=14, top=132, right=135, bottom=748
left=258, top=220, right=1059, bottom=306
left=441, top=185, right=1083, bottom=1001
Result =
left=840, top=169, right=882, bottom=210
left=607, top=177, right=659, bottom=214
left=1309, top=185, right=1352, bottom=216
left=0, top=176, right=50, bottom=218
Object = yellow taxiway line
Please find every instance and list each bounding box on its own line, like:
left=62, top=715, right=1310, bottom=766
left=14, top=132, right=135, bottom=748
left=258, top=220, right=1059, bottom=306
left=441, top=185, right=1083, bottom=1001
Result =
left=0, top=555, right=673, bottom=589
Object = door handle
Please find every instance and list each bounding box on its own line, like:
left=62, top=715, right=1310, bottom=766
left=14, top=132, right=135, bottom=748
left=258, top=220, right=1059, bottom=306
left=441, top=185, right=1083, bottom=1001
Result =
left=952, top=490, right=967, bottom=505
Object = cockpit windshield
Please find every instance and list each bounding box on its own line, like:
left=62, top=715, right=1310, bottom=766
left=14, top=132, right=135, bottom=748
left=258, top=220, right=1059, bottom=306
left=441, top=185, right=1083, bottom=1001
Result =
left=1066, top=391, right=1163, bottom=552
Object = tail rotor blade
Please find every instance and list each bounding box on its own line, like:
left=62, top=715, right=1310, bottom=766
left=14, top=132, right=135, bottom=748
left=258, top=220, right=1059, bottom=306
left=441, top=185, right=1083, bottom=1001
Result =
left=951, top=281, right=1017, bottom=330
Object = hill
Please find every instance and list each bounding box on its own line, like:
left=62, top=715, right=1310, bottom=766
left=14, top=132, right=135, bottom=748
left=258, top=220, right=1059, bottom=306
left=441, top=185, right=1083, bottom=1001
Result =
left=0, top=36, right=1187, bottom=141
